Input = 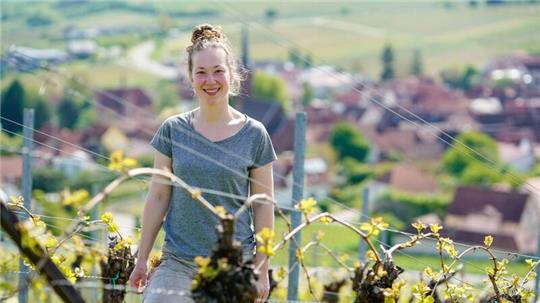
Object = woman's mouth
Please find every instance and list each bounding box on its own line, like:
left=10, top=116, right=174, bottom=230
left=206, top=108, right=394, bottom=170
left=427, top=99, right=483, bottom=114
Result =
left=203, top=88, right=220, bottom=96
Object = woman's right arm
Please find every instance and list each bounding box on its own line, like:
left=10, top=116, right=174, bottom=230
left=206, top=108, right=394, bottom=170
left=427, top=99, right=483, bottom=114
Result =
left=129, top=150, right=172, bottom=291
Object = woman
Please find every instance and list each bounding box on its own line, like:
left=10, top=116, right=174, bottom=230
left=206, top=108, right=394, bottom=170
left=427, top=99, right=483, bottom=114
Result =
left=129, top=24, right=276, bottom=303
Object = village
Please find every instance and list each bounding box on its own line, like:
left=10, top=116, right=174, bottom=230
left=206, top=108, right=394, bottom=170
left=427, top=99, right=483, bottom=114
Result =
left=1, top=2, right=540, bottom=301
left=2, top=21, right=540, bottom=257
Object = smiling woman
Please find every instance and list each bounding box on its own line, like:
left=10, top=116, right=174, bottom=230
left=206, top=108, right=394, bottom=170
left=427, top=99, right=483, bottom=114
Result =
left=129, top=24, right=277, bottom=303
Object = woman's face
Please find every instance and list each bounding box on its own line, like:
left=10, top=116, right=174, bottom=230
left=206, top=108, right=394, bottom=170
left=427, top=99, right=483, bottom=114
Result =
left=190, top=47, right=231, bottom=107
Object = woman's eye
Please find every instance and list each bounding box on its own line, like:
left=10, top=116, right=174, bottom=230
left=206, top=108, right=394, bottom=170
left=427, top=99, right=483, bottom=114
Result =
left=196, top=71, right=205, bottom=75
left=215, top=70, right=224, bottom=74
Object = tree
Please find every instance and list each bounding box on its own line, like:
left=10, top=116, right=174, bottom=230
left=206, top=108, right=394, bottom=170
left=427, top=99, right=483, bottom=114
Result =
left=57, top=97, right=81, bottom=129
left=329, top=122, right=370, bottom=163
left=252, top=71, right=289, bottom=111
left=304, top=53, right=313, bottom=69
left=26, top=12, right=53, bottom=27
left=1, top=80, right=25, bottom=135
left=411, top=49, right=423, bottom=76
left=442, top=131, right=499, bottom=177
left=380, top=44, right=395, bottom=81
left=32, top=168, right=67, bottom=193
left=264, top=8, right=277, bottom=23
left=459, top=65, right=478, bottom=91
left=288, top=48, right=302, bottom=66
left=440, top=65, right=479, bottom=91
left=460, top=163, right=502, bottom=187
left=32, top=97, right=52, bottom=130
left=301, top=82, right=314, bottom=107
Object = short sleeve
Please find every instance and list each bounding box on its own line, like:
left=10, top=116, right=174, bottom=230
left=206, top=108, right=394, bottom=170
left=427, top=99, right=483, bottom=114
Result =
left=252, top=127, right=277, bottom=168
left=150, top=119, right=172, bottom=157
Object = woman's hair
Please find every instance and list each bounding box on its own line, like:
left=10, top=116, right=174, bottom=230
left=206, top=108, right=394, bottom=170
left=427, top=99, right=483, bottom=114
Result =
left=186, top=24, right=245, bottom=96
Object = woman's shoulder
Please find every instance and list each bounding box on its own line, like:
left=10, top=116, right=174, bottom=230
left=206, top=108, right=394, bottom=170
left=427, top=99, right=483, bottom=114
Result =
left=161, top=110, right=194, bottom=128
left=244, top=114, right=267, bottom=132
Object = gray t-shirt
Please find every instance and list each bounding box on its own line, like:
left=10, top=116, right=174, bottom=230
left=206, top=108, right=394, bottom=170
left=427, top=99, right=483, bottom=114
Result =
left=150, top=110, right=277, bottom=260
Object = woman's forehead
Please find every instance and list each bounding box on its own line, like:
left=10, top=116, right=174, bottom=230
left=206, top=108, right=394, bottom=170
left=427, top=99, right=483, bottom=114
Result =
left=192, top=48, right=227, bottom=69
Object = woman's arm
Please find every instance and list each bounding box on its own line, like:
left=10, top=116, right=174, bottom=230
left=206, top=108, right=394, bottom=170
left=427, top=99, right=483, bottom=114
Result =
left=129, top=150, right=172, bottom=290
left=250, top=162, right=274, bottom=301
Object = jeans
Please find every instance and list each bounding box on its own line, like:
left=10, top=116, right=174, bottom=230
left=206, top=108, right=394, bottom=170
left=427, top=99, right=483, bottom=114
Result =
left=142, top=252, right=254, bottom=303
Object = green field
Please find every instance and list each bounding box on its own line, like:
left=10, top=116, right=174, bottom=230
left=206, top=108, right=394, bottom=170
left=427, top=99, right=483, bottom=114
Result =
left=2, top=1, right=539, bottom=81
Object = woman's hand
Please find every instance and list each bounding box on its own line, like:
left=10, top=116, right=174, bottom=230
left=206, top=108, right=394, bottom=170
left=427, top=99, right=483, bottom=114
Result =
left=255, top=269, right=270, bottom=303
left=129, top=261, right=148, bottom=294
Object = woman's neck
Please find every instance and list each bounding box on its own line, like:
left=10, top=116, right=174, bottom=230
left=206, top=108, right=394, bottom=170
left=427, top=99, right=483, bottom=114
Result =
left=196, top=102, right=234, bottom=124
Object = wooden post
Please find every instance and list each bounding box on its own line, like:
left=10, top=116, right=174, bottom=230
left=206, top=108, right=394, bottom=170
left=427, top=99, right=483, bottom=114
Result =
left=358, top=187, right=370, bottom=262
left=91, top=184, right=100, bottom=303
left=18, top=108, right=34, bottom=303
left=534, top=227, right=540, bottom=302
left=1, top=199, right=85, bottom=303
left=287, top=112, right=306, bottom=301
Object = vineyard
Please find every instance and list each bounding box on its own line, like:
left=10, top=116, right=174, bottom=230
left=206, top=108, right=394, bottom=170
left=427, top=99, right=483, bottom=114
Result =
left=1, top=157, right=539, bottom=302
left=2, top=2, right=540, bottom=302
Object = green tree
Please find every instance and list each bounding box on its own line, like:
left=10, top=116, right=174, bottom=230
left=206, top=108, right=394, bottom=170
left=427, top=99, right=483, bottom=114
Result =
left=381, top=44, right=395, bottom=81
left=252, top=71, right=289, bottom=111
left=411, top=49, right=423, bottom=76
left=1, top=80, right=25, bottom=135
left=57, top=97, right=81, bottom=129
left=304, top=53, right=313, bottom=69
left=155, top=80, right=180, bottom=113
left=76, top=107, right=96, bottom=129
left=460, top=163, right=503, bottom=186
left=26, top=12, right=53, bottom=27
left=32, top=168, right=67, bottom=193
left=301, top=82, right=314, bottom=107
left=288, top=47, right=302, bottom=66
left=440, top=65, right=479, bottom=91
left=0, top=131, right=23, bottom=155
left=329, top=122, right=370, bottom=163
left=265, top=8, right=277, bottom=22
left=442, top=131, right=499, bottom=177
left=459, top=65, right=478, bottom=90
left=32, top=97, right=52, bottom=130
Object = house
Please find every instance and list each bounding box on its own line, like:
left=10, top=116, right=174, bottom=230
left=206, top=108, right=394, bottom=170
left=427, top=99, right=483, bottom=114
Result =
left=300, top=66, right=357, bottom=99
left=273, top=154, right=332, bottom=208
left=364, top=163, right=439, bottom=211
left=5, top=46, right=68, bottom=72
left=373, top=164, right=438, bottom=195
left=67, top=40, right=97, bottom=59
left=359, top=125, right=444, bottom=161
left=483, top=52, right=540, bottom=94
left=379, top=77, right=470, bottom=123
left=0, top=155, right=22, bottom=185
left=520, top=177, right=540, bottom=254
left=233, top=98, right=292, bottom=153
left=94, top=88, right=156, bottom=134
left=443, top=186, right=538, bottom=253
left=52, top=150, right=95, bottom=178
left=95, top=88, right=153, bottom=115
left=497, top=139, right=536, bottom=172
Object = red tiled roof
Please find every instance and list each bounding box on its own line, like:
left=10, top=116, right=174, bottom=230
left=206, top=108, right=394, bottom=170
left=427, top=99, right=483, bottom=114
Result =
left=95, top=88, right=153, bottom=114
left=448, top=186, right=528, bottom=223
left=387, top=164, right=438, bottom=193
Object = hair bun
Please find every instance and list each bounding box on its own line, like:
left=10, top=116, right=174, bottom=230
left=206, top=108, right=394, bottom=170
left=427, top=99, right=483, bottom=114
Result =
left=191, top=24, right=223, bottom=44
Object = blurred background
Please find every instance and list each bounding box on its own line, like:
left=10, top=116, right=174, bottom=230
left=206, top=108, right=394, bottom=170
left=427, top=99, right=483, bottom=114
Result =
left=1, top=0, right=540, bottom=302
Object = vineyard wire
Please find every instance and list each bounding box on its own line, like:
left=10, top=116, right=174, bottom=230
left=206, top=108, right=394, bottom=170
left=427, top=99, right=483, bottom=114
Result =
left=2, top=135, right=539, bottom=262
left=214, top=0, right=540, bottom=199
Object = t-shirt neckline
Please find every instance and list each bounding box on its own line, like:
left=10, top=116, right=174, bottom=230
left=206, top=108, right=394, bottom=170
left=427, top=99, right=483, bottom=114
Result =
left=187, top=109, right=249, bottom=144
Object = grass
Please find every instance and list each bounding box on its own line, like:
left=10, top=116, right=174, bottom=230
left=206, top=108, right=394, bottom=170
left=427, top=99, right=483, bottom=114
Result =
left=2, top=2, right=539, bottom=84
left=271, top=216, right=532, bottom=277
